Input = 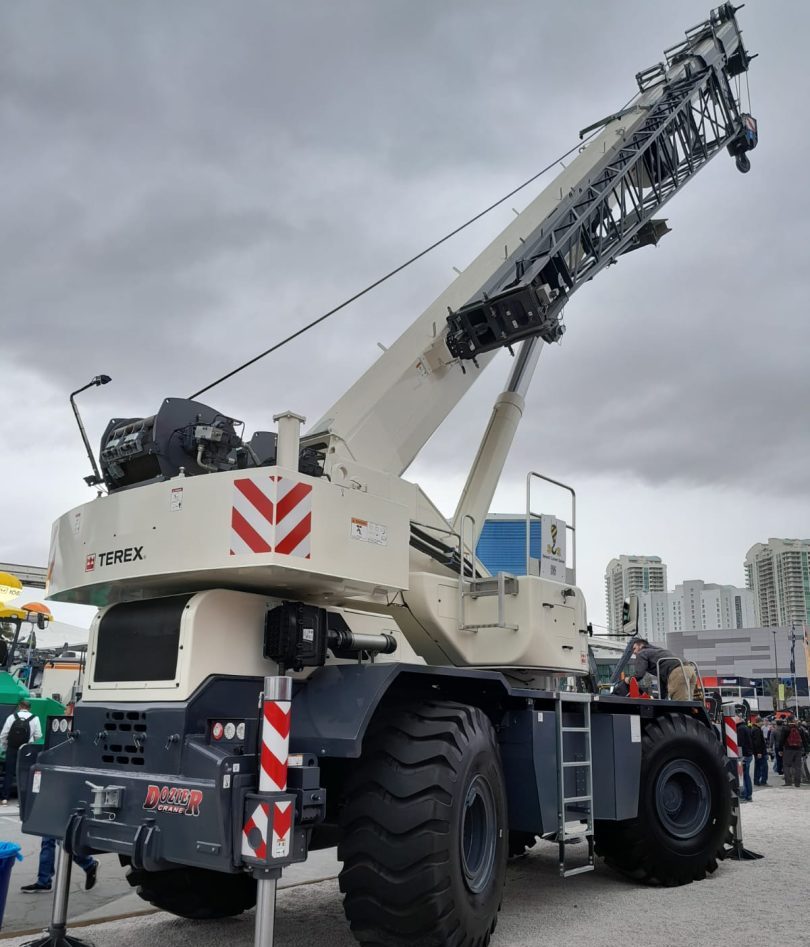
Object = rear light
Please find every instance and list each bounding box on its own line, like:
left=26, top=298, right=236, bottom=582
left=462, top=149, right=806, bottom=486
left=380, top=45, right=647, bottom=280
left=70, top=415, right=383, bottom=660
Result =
left=209, top=718, right=246, bottom=745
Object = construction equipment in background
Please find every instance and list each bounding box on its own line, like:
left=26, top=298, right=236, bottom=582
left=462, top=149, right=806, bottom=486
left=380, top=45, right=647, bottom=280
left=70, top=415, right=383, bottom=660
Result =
left=21, top=7, right=758, bottom=947
left=0, top=604, right=65, bottom=755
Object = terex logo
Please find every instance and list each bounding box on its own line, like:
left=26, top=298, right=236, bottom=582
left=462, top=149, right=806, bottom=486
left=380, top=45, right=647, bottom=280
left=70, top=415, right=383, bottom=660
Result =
left=85, top=547, right=144, bottom=572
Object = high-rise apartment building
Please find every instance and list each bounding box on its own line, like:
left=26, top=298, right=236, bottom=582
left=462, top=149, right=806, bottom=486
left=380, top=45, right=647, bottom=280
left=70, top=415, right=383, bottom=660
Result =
left=605, top=559, right=756, bottom=641
left=634, top=590, right=671, bottom=644
left=634, top=581, right=755, bottom=643
left=744, top=539, right=810, bottom=627
left=669, top=580, right=756, bottom=633
left=605, top=555, right=668, bottom=634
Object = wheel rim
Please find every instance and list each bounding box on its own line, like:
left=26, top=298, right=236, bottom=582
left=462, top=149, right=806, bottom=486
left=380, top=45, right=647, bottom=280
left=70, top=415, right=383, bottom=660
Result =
left=461, top=774, right=497, bottom=894
left=655, top=759, right=711, bottom=839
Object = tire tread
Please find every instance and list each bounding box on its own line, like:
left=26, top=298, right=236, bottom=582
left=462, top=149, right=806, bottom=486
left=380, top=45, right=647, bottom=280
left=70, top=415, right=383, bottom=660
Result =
left=594, top=712, right=732, bottom=886
left=338, top=699, right=505, bottom=947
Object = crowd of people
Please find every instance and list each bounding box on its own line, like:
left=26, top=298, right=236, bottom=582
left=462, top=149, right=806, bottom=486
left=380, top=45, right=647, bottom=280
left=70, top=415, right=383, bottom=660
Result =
left=735, top=715, right=810, bottom=800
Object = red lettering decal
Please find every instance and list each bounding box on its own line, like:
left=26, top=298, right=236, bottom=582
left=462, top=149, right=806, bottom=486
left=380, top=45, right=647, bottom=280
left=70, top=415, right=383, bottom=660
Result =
left=143, top=785, right=160, bottom=810
left=186, top=790, right=203, bottom=817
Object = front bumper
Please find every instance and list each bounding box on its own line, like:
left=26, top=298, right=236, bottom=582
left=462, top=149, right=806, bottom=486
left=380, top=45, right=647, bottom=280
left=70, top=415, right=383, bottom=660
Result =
left=19, top=737, right=323, bottom=875
left=20, top=745, right=253, bottom=872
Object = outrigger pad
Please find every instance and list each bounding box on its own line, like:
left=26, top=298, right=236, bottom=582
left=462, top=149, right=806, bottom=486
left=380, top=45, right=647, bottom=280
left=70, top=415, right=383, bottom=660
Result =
left=23, top=928, right=93, bottom=947
left=727, top=845, right=765, bottom=861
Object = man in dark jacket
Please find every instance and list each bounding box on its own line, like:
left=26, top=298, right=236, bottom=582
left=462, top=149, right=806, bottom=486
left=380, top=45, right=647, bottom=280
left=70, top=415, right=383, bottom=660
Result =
left=629, top=640, right=696, bottom=700
left=769, top=721, right=785, bottom=775
left=736, top=714, right=754, bottom=801
left=750, top=722, right=768, bottom=786
left=782, top=721, right=808, bottom=788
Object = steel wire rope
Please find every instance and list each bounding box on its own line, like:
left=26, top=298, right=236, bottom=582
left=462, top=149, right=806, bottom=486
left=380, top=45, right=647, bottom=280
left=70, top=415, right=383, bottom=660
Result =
left=188, top=124, right=613, bottom=400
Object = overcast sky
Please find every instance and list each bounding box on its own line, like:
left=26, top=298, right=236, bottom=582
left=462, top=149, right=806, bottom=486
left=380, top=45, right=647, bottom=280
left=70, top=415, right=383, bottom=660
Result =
left=2, top=0, right=808, bottom=630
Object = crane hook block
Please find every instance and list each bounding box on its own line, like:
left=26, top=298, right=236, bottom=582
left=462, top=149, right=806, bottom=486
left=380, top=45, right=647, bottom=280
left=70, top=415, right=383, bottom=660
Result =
left=727, top=113, right=758, bottom=174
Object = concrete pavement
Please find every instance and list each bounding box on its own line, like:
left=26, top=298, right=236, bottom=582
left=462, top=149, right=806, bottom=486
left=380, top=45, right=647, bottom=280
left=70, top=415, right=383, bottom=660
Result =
left=0, top=804, right=132, bottom=936
left=1, top=781, right=804, bottom=946
left=0, top=803, right=340, bottom=937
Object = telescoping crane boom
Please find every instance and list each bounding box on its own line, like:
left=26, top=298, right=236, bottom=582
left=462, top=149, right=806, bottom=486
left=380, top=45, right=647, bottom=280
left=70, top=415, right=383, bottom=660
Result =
left=307, top=3, right=756, bottom=484
left=23, top=7, right=758, bottom=947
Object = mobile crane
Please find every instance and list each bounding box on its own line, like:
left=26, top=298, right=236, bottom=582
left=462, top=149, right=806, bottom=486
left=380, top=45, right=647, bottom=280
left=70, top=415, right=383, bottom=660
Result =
left=20, top=7, right=758, bottom=947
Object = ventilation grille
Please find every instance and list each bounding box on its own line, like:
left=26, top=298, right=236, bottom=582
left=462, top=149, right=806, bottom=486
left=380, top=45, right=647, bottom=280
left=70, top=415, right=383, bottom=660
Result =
left=99, top=710, right=147, bottom=766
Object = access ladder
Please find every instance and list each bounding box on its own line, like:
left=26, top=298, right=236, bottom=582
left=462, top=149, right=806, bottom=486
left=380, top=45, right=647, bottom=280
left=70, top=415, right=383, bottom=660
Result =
left=555, top=692, right=595, bottom=877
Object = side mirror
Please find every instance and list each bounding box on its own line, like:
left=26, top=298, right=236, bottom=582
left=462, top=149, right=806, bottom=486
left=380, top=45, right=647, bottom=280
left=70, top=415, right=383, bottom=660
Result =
left=621, top=595, right=639, bottom=636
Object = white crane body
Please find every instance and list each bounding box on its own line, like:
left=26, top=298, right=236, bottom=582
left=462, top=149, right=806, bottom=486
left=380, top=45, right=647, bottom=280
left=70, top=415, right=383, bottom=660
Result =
left=23, top=8, right=760, bottom=947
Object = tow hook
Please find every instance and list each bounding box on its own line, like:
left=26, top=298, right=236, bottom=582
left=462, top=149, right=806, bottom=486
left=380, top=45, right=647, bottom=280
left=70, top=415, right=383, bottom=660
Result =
left=85, top=781, right=125, bottom=820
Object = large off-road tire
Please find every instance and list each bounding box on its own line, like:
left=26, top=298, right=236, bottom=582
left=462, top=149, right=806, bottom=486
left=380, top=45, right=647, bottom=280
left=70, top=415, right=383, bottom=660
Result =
left=594, top=713, right=731, bottom=886
left=338, top=700, right=508, bottom=947
left=125, top=864, right=257, bottom=919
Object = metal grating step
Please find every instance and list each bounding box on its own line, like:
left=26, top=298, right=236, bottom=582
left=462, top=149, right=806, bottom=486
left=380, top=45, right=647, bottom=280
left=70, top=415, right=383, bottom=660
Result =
left=562, top=864, right=595, bottom=878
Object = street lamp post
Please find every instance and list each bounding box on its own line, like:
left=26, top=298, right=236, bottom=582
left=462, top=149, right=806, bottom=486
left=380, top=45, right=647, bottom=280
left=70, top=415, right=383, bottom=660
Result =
left=789, top=625, right=801, bottom=719
left=771, top=627, right=779, bottom=711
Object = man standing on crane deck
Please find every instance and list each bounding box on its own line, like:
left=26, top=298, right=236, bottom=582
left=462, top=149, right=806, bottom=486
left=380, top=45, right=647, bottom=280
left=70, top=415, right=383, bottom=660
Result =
left=629, top=639, right=696, bottom=701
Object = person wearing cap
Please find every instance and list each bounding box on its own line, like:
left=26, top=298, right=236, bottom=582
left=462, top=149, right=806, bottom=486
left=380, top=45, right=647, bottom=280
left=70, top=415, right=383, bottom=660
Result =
left=629, top=639, right=696, bottom=700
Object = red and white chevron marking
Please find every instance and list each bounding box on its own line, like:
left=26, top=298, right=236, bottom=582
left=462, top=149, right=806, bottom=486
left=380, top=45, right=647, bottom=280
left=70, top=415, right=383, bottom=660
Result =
left=231, top=477, right=274, bottom=555
left=229, top=475, right=312, bottom=558
left=242, top=800, right=270, bottom=861
left=241, top=799, right=293, bottom=861
left=274, top=477, right=312, bottom=558
left=260, top=699, right=291, bottom=794
left=241, top=687, right=293, bottom=863
left=723, top=716, right=739, bottom=758
left=271, top=800, right=293, bottom=858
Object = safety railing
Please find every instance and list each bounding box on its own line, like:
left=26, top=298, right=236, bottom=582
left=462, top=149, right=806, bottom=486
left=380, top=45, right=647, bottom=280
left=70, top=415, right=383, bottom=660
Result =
left=457, top=514, right=518, bottom=632
left=525, top=472, right=576, bottom=583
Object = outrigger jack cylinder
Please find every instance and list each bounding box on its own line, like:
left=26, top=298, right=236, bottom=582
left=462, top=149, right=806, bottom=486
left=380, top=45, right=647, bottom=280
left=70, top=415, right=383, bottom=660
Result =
left=23, top=844, right=91, bottom=947
left=252, top=674, right=293, bottom=947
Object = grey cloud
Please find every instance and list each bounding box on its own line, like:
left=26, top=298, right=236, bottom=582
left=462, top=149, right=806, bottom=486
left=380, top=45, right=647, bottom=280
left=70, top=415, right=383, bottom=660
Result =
left=1, top=0, right=808, bottom=510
